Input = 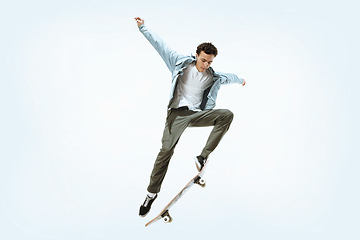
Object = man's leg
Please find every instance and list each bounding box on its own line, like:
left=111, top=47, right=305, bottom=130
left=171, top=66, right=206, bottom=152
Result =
left=147, top=109, right=195, bottom=194
left=190, top=109, right=234, bottom=159
left=140, top=109, right=193, bottom=217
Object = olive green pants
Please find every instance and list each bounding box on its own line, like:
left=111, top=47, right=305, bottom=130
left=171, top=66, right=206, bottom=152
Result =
left=147, top=107, right=234, bottom=193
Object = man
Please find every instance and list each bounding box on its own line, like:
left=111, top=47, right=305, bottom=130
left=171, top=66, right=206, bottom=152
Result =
left=135, top=17, right=246, bottom=217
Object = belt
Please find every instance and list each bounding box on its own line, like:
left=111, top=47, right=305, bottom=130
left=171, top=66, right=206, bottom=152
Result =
left=171, top=106, right=189, bottom=111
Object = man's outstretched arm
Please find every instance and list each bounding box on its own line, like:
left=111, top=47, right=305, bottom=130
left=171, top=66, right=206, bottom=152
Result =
left=216, top=72, right=246, bottom=86
left=134, top=17, right=184, bottom=73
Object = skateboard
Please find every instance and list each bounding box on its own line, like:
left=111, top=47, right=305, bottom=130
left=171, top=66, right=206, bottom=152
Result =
left=145, top=161, right=209, bottom=227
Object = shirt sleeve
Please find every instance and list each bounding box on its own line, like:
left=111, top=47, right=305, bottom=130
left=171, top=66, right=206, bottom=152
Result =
left=138, top=24, right=184, bottom=72
left=216, top=72, right=244, bottom=85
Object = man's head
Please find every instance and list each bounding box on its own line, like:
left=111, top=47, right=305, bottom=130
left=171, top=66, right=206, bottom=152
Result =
left=195, top=42, right=217, bottom=72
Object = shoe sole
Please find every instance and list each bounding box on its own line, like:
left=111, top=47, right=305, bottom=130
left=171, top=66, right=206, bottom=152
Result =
left=139, top=213, right=148, bottom=218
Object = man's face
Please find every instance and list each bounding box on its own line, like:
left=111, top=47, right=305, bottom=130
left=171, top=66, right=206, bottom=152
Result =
left=195, top=51, right=215, bottom=72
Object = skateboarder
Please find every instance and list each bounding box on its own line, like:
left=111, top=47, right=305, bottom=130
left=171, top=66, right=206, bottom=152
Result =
left=135, top=17, right=246, bottom=217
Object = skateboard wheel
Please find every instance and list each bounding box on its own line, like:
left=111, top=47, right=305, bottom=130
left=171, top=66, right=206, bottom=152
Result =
left=198, top=178, right=206, bottom=188
left=163, top=215, right=173, bottom=223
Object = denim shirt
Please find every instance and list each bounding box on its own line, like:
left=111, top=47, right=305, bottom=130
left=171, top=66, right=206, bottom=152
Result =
left=138, top=24, right=244, bottom=110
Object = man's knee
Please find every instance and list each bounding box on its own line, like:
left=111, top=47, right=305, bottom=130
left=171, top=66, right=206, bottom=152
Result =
left=220, top=109, right=234, bottom=122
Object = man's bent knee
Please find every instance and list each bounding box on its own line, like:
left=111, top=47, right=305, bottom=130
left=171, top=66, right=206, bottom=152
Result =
left=220, top=109, right=234, bottom=122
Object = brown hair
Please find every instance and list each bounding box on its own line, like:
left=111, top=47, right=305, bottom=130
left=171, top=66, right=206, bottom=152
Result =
left=196, top=42, right=218, bottom=57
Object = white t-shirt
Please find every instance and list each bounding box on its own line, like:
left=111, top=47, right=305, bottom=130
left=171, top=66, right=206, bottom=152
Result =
left=170, top=62, right=213, bottom=111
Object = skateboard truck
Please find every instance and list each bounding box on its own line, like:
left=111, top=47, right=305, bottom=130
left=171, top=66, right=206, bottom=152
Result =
left=161, top=210, right=173, bottom=223
left=194, top=176, right=206, bottom=188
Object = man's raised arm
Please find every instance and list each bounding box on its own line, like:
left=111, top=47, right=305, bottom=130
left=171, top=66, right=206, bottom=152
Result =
left=134, top=17, right=184, bottom=73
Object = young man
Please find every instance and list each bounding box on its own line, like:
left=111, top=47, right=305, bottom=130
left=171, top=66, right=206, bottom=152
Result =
left=135, top=17, right=246, bottom=217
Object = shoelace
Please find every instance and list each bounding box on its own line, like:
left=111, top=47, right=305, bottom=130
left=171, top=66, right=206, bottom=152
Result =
left=143, top=196, right=152, bottom=207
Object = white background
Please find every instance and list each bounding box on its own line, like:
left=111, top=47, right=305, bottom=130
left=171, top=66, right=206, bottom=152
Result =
left=1, top=0, right=359, bottom=239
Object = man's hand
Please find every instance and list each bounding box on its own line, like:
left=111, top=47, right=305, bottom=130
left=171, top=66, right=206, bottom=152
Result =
left=134, top=17, right=144, bottom=27
left=242, top=79, right=246, bottom=86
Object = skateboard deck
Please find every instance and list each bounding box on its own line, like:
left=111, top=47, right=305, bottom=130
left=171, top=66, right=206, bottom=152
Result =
left=145, top=160, right=209, bottom=227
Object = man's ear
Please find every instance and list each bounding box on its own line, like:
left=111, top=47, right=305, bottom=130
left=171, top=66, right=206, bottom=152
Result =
left=195, top=53, right=198, bottom=58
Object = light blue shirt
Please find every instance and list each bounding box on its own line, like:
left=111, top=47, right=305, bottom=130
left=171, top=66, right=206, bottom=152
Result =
left=138, top=24, right=244, bottom=110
